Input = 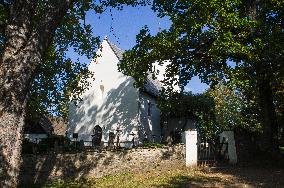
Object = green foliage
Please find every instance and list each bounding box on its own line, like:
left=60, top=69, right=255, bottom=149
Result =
left=0, top=0, right=150, bottom=118
left=159, top=92, right=217, bottom=137
left=120, top=0, right=283, bottom=138
left=206, top=82, right=261, bottom=132
left=26, top=1, right=103, bottom=118
left=120, top=0, right=283, bottom=87
left=280, top=147, right=284, bottom=154
left=27, top=45, right=94, bottom=119
left=142, top=141, right=164, bottom=148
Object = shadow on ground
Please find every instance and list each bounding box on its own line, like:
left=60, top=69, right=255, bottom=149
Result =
left=213, top=166, right=284, bottom=187
left=18, top=152, right=111, bottom=187
left=156, top=175, right=224, bottom=188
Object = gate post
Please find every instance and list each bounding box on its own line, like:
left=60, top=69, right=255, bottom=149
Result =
left=185, top=122, right=197, bottom=167
left=219, top=131, right=237, bottom=164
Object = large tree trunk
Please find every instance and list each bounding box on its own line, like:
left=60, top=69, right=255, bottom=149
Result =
left=244, top=0, right=279, bottom=156
left=0, top=112, right=26, bottom=187
left=257, top=77, right=279, bottom=154
left=0, top=1, right=72, bottom=187
left=0, top=2, right=38, bottom=187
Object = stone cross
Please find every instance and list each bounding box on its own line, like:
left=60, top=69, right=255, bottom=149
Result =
left=129, top=132, right=136, bottom=148
left=116, top=127, right=122, bottom=148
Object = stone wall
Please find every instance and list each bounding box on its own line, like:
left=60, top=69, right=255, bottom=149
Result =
left=19, top=145, right=185, bottom=185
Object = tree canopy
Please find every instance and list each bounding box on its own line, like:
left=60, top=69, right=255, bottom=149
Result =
left=0, top=1, right=149, bottom=186
left=206, top=82, right=261, bottom=131
left=119, top=0, right=284, bottom=152
left=159, top=91, right=217, bottom=137
left=0, top=0, right=149, bottom=119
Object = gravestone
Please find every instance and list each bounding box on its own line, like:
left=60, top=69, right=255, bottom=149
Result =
left=107, top=132, right=115, bottom=150
left=92, top=125, right=103, bottom=146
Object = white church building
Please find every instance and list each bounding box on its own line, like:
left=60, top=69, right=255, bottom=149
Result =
left=68, top=37, right=171, bottom=147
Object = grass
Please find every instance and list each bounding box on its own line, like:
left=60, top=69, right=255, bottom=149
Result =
left=21, top=153, right=284, bottom=188
left=34, top=167, right=235, bottom=188
left=21, top=164, right=284, bottom=188
left=142, top=141, right=164, bottom=148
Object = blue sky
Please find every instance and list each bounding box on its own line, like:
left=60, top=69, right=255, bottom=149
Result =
left=71, top=5, right=208, bottom=94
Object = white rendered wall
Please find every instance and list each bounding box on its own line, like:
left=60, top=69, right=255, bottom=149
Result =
left=153, top=60, right=180, bottom=92
left=138, top=93, right=161, bottom=143
left=68, top=39, right=140, bottom=146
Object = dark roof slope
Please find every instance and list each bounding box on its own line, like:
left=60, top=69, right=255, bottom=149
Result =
left=24, top=116, right=53, bottom=135
left=106, top=38, right=162, bottom=97
left=107, top=39, right=124, bottom=61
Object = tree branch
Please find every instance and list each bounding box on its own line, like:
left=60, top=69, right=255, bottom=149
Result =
left=2, top=0, right=38, bottom=57
left=34, top=0, right=75, bottom=56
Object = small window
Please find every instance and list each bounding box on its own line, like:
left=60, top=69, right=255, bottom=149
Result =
left=148, top=101, right=152, bottom=116
left=99, top=80, right=104, bottom=99
left=138, top=101, right=141, bottom=113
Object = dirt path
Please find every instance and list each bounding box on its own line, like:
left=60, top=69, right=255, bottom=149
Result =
left=210, top=166, right=284, bottom=188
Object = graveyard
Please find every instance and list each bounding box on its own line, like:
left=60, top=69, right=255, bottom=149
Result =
left=0, top=1, right=283, bottom=187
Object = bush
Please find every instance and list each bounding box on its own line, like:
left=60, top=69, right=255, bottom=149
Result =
left=280, top=147, right=284, bottom=154
left=22, top=135, right=71, bottom=154
left=143, top=141, right=164, bottom=148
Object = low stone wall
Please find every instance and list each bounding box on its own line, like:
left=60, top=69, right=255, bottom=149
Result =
left=20, top=145, right=185, bottom=185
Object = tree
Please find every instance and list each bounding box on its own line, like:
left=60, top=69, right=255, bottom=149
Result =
left=0, top=0, right=147, bottom=186
left=159, top=91, right=217, bottom=138
left=206, top=82, right=261, bottom=132
left=120, top=0, right=283, bottom=155
left=26, top=8, right=99, bottom=119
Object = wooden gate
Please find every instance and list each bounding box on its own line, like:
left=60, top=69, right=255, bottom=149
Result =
left=197, top=133, right=229, bottom=165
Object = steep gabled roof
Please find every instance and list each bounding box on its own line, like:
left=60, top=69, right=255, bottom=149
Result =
left=105, top=38, right=162, bottom=97
left=106, top=38, right=124, bottom=61
left=24, top=116, right=53, bottom=135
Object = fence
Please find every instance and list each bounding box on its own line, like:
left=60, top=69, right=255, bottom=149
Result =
left=197, top=138, right=229, bottom=165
